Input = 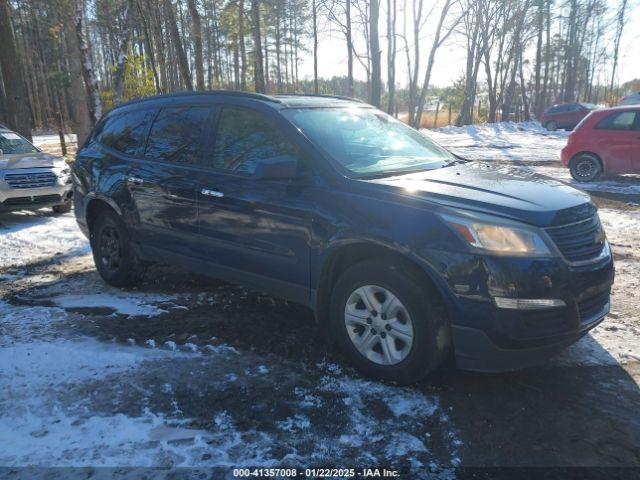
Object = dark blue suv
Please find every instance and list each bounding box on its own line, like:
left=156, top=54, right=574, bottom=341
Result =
left=73, top=92, right=614, bottom=384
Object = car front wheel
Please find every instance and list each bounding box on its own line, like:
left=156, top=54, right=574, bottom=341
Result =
left=330, top=260, right=450, bottom=384
left=91, top=209, right=145, bottom=287
left=545, top=121, right=557, bottom=131
left=570, top=154, right=602, bottom=182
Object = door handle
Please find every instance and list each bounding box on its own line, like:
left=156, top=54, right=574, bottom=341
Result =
left=127, top=176, right=144, bottom=185
left=201, top=188, right=224, bottom=198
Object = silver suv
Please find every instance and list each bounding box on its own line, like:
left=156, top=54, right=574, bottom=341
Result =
left=0, top=126, right=72, bottom=214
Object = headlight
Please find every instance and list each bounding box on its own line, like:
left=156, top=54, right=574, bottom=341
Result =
left=53, top=159, right=70, bottom=176
left=439, top=211, right=552, bottom=256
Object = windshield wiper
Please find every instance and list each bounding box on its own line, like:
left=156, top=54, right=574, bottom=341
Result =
left=440, top=155, right=470, bottom=168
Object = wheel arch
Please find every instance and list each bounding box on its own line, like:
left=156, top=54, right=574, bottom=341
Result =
left=85, top=195, right=122, bottom=233
left=314, top=241, right=450, bottom=325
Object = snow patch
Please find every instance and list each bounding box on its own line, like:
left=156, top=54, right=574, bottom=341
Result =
left=51, top=292, right=173, bottom=317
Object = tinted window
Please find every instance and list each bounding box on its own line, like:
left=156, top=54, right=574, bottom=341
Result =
left=97, top=109, right=155, bottom=156
left=212, top=107, right=299, bottom=174
left=596, top=111, right=637, bottom=131
left=145, top=106, right=212, bottom=164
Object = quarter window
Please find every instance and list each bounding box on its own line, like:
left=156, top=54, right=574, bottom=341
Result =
left=211, top=107, right=300, bottom=174
left=596, top=111, right=637, bottom=131
left=145, top=106, right=212, bottom=164
left=97, top=109, right=156, bottom=156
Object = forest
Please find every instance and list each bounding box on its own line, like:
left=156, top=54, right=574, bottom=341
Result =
left=0, top=0, right=636, bottom=145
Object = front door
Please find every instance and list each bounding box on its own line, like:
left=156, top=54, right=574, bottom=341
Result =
left=129, top=105, right=213, bottom=255
left=196, top=106, right=314, bottom=304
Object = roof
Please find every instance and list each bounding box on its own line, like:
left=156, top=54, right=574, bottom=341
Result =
left=274, top=94, right=366, bottom=108
left=595, top=105, right=640, bottom=112
left=112, top=91, right=367, bottom=112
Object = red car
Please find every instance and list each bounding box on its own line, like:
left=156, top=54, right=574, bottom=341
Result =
left=541, top=102, right=596, bottom=131
left=561, top=106, right=640, bottom=181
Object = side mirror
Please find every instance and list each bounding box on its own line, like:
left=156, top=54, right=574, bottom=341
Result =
left=253, top=155, right=300, bottom=180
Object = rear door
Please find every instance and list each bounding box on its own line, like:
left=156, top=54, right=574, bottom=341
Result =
left=594, top=110, right=637, bottom=173
left=128, top=104, right=214, bottom=255
left=195, top=106, right=314, bottom=303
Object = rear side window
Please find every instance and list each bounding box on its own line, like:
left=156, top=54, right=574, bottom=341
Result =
left=97, top=109, right=155, bottom=156
left=145, top=106, right=212, bottom=165
left=595, top=111, right=637, bottom=131
left=211, top=107, right=299, bottom=174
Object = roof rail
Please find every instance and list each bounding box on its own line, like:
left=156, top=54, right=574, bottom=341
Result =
left=113, top=90, right=282, bottom=110
left=276, top=93, right=365, bottom=104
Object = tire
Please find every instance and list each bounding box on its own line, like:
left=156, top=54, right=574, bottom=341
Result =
left=329, top=260, right=450, bottom=384
left=90, top=209, right=145, bottom=287
left=569, top=153, right=602, bottom=182
left=545, top=121, right=557, bottom=131
left=52, top=202, right=72, bottom=214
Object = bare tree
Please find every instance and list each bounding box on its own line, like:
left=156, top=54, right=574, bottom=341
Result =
left=609, top=0, right=628, bottom=102
left=163, top=0, right=193, bottom=90
left=74, top=0, right=102, bottom=124
left=188, top=0, right=205, bottom=91
left=0, top=0, right=32, bottom=139
left=369, top=0, right=382, bottom=106
left=251, top=0, right=265, bottom=92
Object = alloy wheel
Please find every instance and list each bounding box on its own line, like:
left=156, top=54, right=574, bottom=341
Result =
left=99, top=225, right=122, bottom=272
left=344, top=285, right=414, bottom=366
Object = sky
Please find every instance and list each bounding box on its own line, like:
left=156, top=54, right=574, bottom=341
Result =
left=298, top=0, right=640, bottom=90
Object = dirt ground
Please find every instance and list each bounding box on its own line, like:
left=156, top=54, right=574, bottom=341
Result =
left=1, top=127, right=639, bottom=478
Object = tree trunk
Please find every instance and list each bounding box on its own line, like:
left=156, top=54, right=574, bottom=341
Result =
left=238, top=0, right=247, bottom=90
left=369, top=0, right=381, bottom=107
left=74, top=0, right=102, bottom=125
left=113, top=0, right=135, bottom=104
left=187, top=0, right=205, bottom=91
left=386, top=0, right=396, bottom=114
left=163, top=0, right=193, bottom=91
left=251, top=0, right=265, bottom=93
left=413, top=0, right=454, bottom=128
left=62, top=4, right=92, bottom=145
left=345, top=0, right=354, bottom=96
left=0, top=0, right=33, bottom=139
left=312, top=0, right=318, bottom=94
left=609, top=0, right=628, bottom=102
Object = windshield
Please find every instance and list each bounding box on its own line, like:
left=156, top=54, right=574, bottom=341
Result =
left=0, top=131, right=38, bottom=155
left=283, top=107, right=455, bottom=177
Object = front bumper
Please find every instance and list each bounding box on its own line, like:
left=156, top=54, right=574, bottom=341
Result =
left=0, top=168, right=72, bottom=212
left=419, top=249, right=614, bottom=372
left=452, top=295, right=609, bottom=372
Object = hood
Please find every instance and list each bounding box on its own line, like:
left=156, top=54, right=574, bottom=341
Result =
left=364, top=162, right=594, bottom=227
left=0, top=152, right=62, bottom=170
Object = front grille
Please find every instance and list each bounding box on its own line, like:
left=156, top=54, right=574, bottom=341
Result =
left=4, top=171, right=56, bottom=189
left=545, top=215, right=605, bottom=263
left=3, top=194, right=61, bottom=206
left=578, top=291, right=610, bottom=322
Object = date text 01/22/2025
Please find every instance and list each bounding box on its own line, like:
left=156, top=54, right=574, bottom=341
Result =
left=233, top=468, right=401, bottom=477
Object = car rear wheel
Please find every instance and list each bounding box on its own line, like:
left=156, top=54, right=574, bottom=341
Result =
left=570, top=154, right=602, bottom=182
left=545, top=121, right=557, bottom=131
left=90, top=209, right=145, bottom=287
left=329, top=260, right=449, bottom=384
